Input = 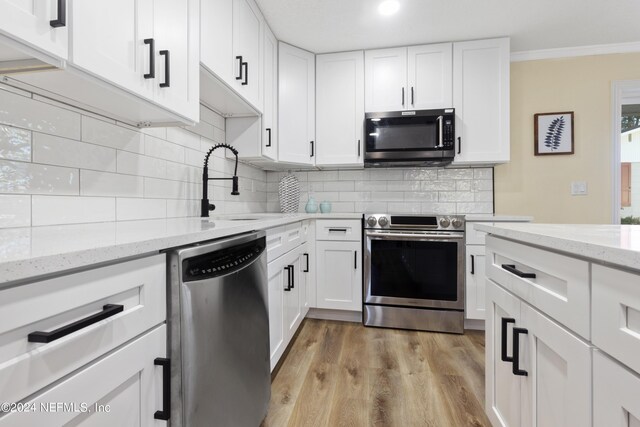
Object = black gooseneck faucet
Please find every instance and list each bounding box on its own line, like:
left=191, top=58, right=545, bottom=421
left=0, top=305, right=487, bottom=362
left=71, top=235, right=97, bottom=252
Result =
left=201, top=143, right=240, bottom=217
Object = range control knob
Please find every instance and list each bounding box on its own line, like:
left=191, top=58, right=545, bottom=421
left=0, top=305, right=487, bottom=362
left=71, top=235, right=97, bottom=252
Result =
left=451, top=218, right=463, bottom=229
left=439, top=217, right=451, bottom=228
left=366, top=216, right=378, bottom=227
left=378, top=216, right=389, bottom=227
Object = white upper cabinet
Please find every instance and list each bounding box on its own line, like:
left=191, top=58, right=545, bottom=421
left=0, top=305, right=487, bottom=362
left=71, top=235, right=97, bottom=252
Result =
left=365, top=43, right=452, bottom=113
left=262, top=25, right=278, bottom=160
left=71, top=0, right=155, bottom=102
left=0, top=0, right=68, bottom=62
left=201, top=0, right=233, bottom=83
left=407, top=43, right=452, bottom=110
left=452, top=37, right=510, bottom=165
left=316, top=50, right=364, bottom=167
left=278, top=42, right=315, bottom=165
left=364, top=47, right=406, bottom=112
left=232, top=0, right=263, bottom=111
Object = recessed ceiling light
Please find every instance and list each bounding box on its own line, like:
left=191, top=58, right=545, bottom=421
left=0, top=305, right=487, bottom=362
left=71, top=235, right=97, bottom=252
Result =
left=378, top=0, right=400, bottom=16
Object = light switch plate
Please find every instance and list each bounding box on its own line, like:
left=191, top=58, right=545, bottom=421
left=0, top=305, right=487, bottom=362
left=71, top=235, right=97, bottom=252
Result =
left=571, top=181, right=588, bottom=195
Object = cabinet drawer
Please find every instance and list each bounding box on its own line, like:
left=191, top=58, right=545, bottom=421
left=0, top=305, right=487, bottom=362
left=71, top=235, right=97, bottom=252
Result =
left=0, top=254, right=166, bottom=406
left=593, top=351, right=640, bottom=427
left=266, top=222, right=304, bottom=262
left=0, top=325, right=166, bottom=427
left=315, top=219, right=361, bottom=241
left=486, top=235, right=590, bottom=339
left=593, top=265, right=640, bottom=375
left=465, top=222, right=488, bottom=245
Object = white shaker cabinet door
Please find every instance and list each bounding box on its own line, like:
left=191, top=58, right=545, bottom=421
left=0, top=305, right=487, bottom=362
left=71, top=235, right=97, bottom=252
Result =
left=593, top=351, right=640, bottom=427
left=316, top=50, right=365, bottom=167
left=71, top=0, right=155, bottom=102
left=262, top=24, right=278, bottom=160
left=200, top=0, right=234, bottom=83
left=153, top=0, right=200, bottom=122
left=485, top=280, right=522, bottom=427
left=283, top=253, right=302, bottom=341
left=267, top=254, right=287, bottom=371
left=519, top=303, right=592, bottom=427
left=316, top=241, right=362, bottom=311
left=0, top=0, right=68, bottom=61
left=232, top=0, right=262, bottom=110
left=407, top=43, right=452, bottom=110
left=364, top=47, right=407, bottom=112
left=465, top=245, right=486, bottom=320
left=452, top=37, right=510, bottom=165
left=278, top=42, right=315, bottom=165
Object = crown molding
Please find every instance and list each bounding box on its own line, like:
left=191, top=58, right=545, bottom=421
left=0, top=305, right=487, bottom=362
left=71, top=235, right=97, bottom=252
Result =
left=511, top=41, right=640, bottom=62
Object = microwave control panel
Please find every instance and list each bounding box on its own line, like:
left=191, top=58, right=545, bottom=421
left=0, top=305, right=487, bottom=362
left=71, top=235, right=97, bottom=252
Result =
left=443, top=118, right=455, bottom=148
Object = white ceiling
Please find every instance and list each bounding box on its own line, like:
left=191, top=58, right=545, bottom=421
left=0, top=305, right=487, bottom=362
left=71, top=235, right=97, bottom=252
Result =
left=255, top=0, right=640, bottom=54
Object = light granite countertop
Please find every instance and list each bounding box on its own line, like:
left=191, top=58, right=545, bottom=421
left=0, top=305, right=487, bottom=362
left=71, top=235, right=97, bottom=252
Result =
left=0, top=213, right=362, bottom=285
left=475, top=223, right=640, bottom=271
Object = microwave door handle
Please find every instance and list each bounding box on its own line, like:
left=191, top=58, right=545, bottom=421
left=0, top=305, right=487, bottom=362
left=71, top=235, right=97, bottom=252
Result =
left=437, top=115, right=444, bottom=148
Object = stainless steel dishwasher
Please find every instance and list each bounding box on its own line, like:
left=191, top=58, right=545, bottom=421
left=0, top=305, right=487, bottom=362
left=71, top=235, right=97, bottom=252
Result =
left=167, top=231, right=270, bottom=427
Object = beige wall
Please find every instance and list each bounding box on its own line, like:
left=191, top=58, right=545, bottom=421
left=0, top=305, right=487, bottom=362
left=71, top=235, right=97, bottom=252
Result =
left=495, top=53, right=640, bottom=224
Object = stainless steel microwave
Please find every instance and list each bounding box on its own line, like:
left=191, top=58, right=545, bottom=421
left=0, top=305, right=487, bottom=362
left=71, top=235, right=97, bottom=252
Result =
left=364, top=108, right=455, bottom=167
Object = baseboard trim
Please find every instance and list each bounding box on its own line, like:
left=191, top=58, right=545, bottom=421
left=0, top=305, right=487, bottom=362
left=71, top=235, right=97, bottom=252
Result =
left=306, top=308, right=362, bottom=323
left=464, top=319, right=485, bottom=331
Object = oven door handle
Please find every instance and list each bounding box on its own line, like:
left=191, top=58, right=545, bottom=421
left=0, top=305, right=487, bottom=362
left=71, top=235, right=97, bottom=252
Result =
left=365, top=231, right=464, bottom=240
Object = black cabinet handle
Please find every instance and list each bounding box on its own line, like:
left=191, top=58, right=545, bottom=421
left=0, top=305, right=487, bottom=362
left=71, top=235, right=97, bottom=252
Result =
left=266, top=128, right=272, bottom=147
left=143, top=39, right=155, bottom=79
left=242, top=62, right=248, bottom=85
left=310, top=141, right=314, bottom=157
left=401, top=87, right=405, bottom=106
left=235, top=56, right=243, bottom=80
left=501, top=264, right=536, bottom=279
left=159, top=50, right=170, bottom=88
left=512, top=327, right=529, bottom=376
left=287, top=265, right=295, bottom=289
left=50, top=0, right=66, bottom=28
left=303, top=253, right=309, bottom=272
left=457, top=136, right=461, bottom=154
left=28, top=304, right=124, bottom=343
left=328, top=228, right=347, bottom=232
left=357, top=140, right=361, bottom=157
left=354, top=251, right=358, bottom=270
left=284, top=266, right=291, bottom=291
left=501, top=318, right=515, bottom=362
left=154, top=358, right=170, bottom=420
left=411, top=86, right=414, bottom=106
left=470, top=254, right=475, bottom=275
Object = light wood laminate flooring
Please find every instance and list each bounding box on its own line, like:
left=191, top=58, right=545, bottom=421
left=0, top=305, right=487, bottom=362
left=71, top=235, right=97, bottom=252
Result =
left=262, top=319, right=491, bottom=427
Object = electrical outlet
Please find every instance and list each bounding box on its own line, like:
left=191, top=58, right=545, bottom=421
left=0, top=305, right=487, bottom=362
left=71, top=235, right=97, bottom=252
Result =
left=571, top=181, right=588, bottom=196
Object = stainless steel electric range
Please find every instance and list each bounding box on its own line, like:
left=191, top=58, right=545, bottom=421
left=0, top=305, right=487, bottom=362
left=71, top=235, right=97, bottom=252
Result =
left=363, top=213, right=465, bottom=334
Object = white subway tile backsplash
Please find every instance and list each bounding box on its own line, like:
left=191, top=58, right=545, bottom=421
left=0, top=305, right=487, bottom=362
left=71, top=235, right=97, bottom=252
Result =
left=475, top=191, right=493, bottom=202
left=339, top=192, right=371, bottom=202
left=32, top=195, right=115, bottom=226
left=0, top=126, right=31, bottom=161
left=116, top=198, right=166, bottom=221
left=438, top=168, right=474, bottom=180
left=456, top=180, right=472, bottom=191
left=473, top=180, right=493, bottom=191
left=370, top=191, right=404, bottom=202
left=387, top=180, right=421, bottom=192
left=33, top=133, right=116, bottom=172
left=80, top=170, right=143, bottom=198
left=0, top=195, right=30, bottom=227
left=456, top=202, right=493, bottom=214
left=367, top=169, right=404, bottom=181
left=116, top=151, right=167, bottom=179
left=0, top=89, right=81, bottom=139
left=403, top=169, right=438, bottom=181
left=0, top=160, right=78, bottom=195
left=439, top=191, right=475, bottom=202
left=354, top=180, right=387, bottom=192
left=324, top=181, right=354, bottom=191
left=82, top=117, right=143, bottom=154
left=308, top=171, right=339, bottom=181
left=474, top=168, right=493, bottom=179
left=144, top=134, right=185, bottom=163
left=388, top=202, right=421, bottom=213
left=421, top=202, right=457, bottom=214
left=354, top=201, right=387, bottom=212
left=166, top=128, right=201, bottom=151
left=404, top=192, right=438, bottom=202
left=421, top=180, right=456, bottom=191
left=338, top=170, right=365, bottom=181
left=0, top=95, right=267, bottom=228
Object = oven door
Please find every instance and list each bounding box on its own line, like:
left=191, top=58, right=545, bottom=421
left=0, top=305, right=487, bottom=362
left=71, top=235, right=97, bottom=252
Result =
left=364, top=230, right=464, bottom=310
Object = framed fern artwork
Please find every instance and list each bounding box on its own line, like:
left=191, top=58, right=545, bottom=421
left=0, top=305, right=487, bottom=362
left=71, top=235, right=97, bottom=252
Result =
left=534, top=112, right=574, bottom=155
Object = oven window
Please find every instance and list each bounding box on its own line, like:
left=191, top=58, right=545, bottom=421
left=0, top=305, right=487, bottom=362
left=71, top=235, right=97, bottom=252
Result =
left=370, top=239, right=458, bottom=301
left=366, top=117, right=438, bottom=152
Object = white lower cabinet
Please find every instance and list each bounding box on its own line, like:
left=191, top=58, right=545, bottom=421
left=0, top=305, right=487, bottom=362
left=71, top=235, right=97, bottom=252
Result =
left=466, top=244, right=486, bottom=320
left=266, top=222, right=311, bottom=371
left=0, top=325, right=167, bottom=427
left=593, top=351, right=640, bottom=427
left=315, top=240, right=362, bottom=311
left=486, top=279, right=591, bottom=427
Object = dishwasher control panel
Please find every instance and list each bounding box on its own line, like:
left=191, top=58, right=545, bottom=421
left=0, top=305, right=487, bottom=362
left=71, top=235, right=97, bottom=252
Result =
left=182, top=237, right=265, bottom=282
